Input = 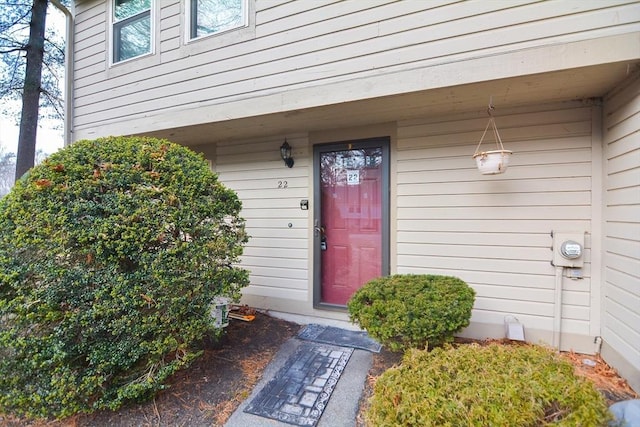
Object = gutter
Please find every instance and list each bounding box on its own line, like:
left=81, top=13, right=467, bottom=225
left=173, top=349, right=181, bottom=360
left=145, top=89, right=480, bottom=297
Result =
left=49, top=0, right=73, bottom=146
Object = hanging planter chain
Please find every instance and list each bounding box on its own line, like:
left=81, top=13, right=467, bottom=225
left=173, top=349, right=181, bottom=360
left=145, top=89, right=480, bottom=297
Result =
left=474, top=107, right=506, bottom=154
left=472, top=105, right=513, bottom=175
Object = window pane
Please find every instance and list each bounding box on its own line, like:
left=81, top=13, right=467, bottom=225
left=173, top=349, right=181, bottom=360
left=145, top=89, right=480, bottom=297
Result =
left=116, top=13, right=151, bottom=62
left=192, top=0, right=244, bottom=38
left=115, top=0, right=151, bottom=21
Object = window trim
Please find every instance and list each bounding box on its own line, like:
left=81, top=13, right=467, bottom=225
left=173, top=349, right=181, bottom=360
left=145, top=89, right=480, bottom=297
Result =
left=187, top=0, right=249, bottom=42
left=111, top=0, right=155, bottom=65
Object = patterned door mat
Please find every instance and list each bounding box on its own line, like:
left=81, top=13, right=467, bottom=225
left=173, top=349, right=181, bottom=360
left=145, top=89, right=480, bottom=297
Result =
left=244, top=342, right=353, bottom=426
left=298, top=324, right=382, bottom=353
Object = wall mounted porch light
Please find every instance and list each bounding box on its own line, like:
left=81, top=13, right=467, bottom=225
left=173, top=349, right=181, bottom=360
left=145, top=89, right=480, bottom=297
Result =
left=280, top=139, right=294, bottom=168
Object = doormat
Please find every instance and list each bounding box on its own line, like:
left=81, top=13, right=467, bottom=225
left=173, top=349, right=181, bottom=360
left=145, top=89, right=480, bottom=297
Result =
left=244, top=342, right=353, bottom=426
left=298, top=324, right=382, bottom=353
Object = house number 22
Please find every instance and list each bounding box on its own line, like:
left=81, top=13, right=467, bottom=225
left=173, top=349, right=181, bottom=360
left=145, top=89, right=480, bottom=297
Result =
left=277, top=180, right=288, bottom=189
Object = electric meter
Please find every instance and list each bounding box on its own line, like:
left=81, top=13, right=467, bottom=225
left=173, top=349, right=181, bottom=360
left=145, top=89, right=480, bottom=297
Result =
left=560, top=241, right=582, bottom=259
left=552, top=232, right=585, bottom=268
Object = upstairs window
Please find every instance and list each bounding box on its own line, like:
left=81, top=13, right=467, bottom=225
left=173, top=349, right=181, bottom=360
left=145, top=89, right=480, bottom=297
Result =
left=113, top=0, right=152, bottom=63
left=190, top=0, right=247, bottom=40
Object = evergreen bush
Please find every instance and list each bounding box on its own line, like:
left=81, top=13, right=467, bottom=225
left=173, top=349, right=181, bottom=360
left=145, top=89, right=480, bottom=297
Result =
left=367, top=343, right=611, bottom=426
left=0, top=136, right=249, bottom=419
left=347, top=274, right=475, bottom=351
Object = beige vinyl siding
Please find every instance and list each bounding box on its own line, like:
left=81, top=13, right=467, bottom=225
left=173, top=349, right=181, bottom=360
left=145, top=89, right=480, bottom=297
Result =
left=396, top=103, right=595, bottom=344
left=159, top=2, right=182, bottom=59
left=72, top=0, right=640, bottom=135
left=602, top=74, right=640, bottom=388
left=214, top=135, right=310, bottom=302
left=73, top=2, right=107, bottom=80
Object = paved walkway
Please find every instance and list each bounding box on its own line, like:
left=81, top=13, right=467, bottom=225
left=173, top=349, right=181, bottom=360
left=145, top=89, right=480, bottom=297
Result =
left=225, top=318, right=373, bottom=427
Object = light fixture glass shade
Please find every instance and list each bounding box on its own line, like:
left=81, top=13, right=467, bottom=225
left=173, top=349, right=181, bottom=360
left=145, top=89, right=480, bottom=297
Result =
left=280, top=141, right=291, bottom=159
left=280, top=140, right=294, bottom=168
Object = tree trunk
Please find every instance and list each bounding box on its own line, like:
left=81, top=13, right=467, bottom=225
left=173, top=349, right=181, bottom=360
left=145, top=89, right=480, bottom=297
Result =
left=15, top=0, right=48, bottom=181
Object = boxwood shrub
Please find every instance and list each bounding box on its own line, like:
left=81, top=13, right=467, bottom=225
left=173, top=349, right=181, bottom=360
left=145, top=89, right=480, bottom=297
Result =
left=0, top=136, right=249, bottom=419
left=367, top=343, right=611, bottom=426
left=347, top=274, right=475, bottom=351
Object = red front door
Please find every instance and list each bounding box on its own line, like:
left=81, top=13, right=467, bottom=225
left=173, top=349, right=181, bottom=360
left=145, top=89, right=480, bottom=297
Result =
left=318, top=146, right=384, bottom=305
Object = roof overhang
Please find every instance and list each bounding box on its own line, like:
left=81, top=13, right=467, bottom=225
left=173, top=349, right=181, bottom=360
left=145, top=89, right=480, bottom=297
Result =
left=76, top=32, right=640, bottom=145
left=145, top=60, right=638, bottom=146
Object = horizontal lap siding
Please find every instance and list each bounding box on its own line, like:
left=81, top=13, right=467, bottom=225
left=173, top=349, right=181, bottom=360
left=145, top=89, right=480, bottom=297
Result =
left=73, top=1, right=107, bottom=81
left=72, top=0, right=640, bottom=131
left=159, top=3, right=181, bottom=58
left=603, top=75, right=640, bottom=372
left=215, top=135, right=310, bottom=302
left=396, top=105, right=594, bottom=336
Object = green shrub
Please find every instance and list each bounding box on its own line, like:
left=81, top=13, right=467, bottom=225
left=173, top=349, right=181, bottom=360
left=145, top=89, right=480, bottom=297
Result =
left=367, top=343, right=611, bottom=426
left=347, top=274, right=475, bottom=351
left=0, top=136, right=249, bottom=419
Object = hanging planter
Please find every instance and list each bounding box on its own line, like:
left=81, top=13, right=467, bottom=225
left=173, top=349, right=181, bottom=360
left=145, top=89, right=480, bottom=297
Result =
left=473, top=107, right=513, bottom=175
left=474, top=149, right=512, bottom=175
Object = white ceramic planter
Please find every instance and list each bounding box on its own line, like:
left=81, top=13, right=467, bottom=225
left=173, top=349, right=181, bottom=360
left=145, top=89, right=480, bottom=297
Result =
left=473, top=149, right=512, bottom=175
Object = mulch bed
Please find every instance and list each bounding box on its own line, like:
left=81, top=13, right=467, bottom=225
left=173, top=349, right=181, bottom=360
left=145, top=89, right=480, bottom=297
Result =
left=1, top=312, right=637, bottom=427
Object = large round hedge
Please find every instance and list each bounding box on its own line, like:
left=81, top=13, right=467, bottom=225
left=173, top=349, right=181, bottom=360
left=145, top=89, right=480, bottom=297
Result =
left=348, top=274, right=475, bottom=351
left=367, top=343, right=611, bottom=426
left=0, top=136, right=249, bottom=419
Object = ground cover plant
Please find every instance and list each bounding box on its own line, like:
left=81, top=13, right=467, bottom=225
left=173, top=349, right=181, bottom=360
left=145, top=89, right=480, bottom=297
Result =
left=366, top=343, right=612, bottom=426
left=0, top=136, right=249, bottom=419
left=348, top=274, right=475, bottom=351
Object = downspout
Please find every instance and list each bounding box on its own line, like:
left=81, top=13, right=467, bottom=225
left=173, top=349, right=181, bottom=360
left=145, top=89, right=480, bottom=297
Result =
left=553, top=265, right=563, bottom=350
left=49, top=0, right=73, bottom=146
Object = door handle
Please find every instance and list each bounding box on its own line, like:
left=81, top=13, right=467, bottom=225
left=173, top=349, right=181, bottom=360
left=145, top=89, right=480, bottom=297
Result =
left=315, top=220, right=327, bottom=250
